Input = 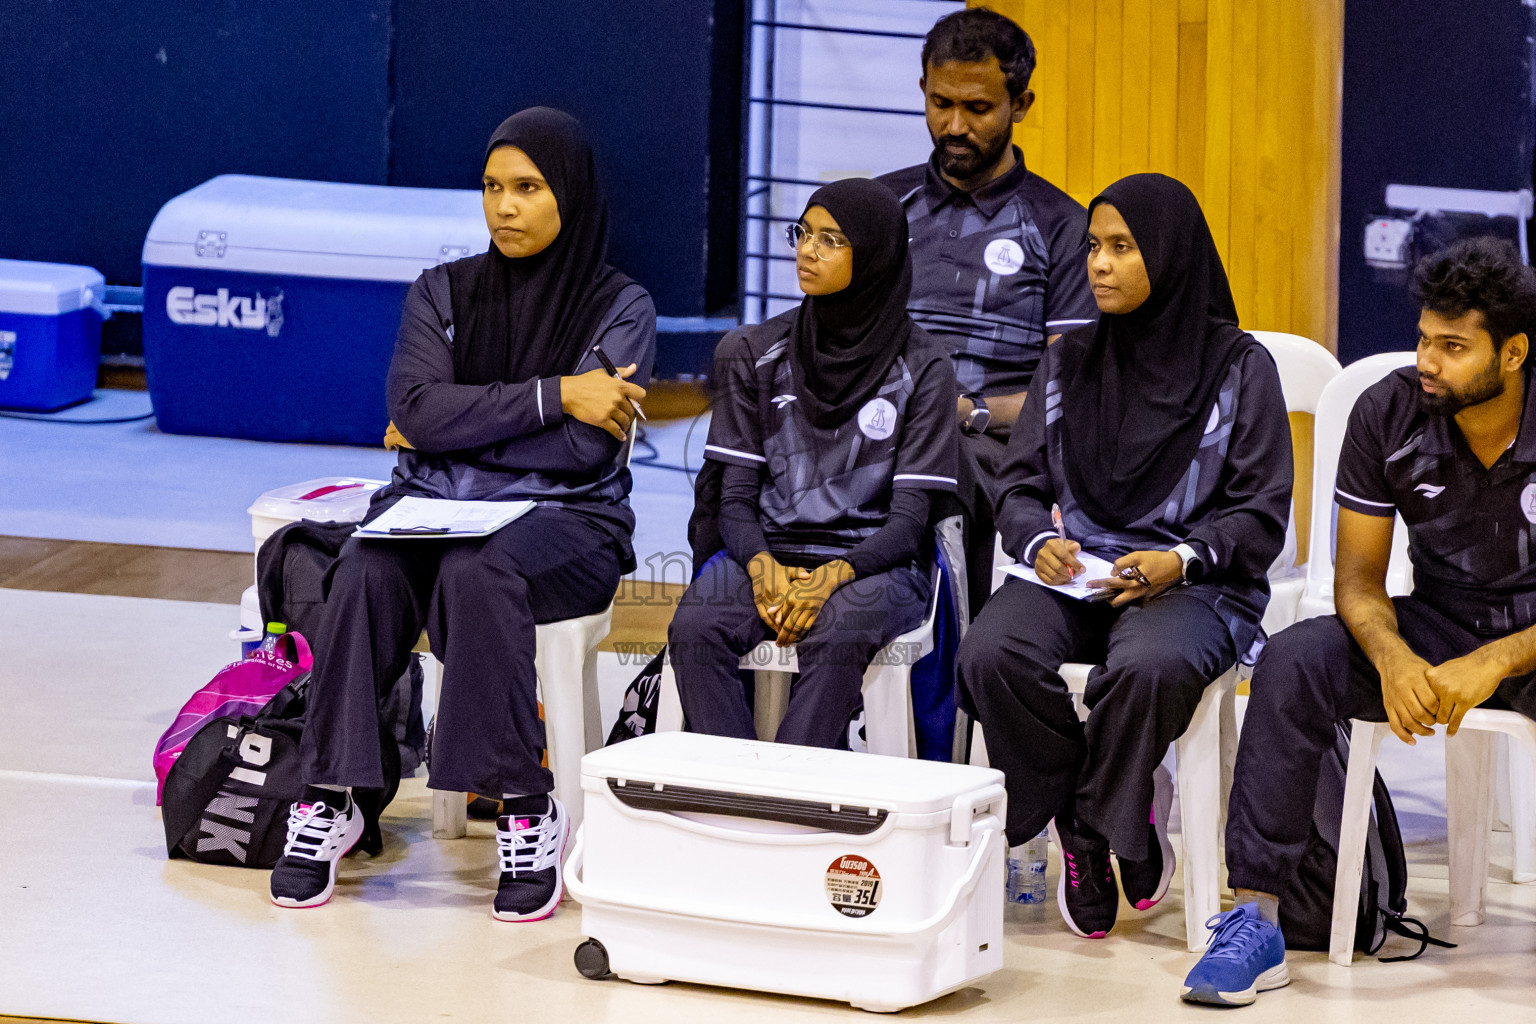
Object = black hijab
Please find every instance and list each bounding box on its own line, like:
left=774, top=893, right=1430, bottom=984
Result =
left=789, top=178, right=914, bottom=428
left=447, top=107, right=634, bottom=387
left=1060, top=173, right=1259, bottom=529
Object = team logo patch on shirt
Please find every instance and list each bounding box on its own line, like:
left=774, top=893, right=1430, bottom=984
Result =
left=857, top=397, right=898, bottom=440
left=1521, top=482, right=1536, bottom=524
left=1415, top=482, right=1445, bottom=499
left=983, top=238, right=1025, bottom=277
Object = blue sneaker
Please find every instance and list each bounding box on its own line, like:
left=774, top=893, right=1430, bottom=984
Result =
left=1180, top=903, right=1290, bottom=1007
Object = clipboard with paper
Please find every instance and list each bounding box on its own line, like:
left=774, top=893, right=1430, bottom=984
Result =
left=353, top=496, right=535, bottom=539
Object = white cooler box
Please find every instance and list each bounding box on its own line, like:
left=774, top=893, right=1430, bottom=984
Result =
left=239, top=476, right=388, bottom=651
left=565, top=733, right=1007, bottom=1013
left=248, top=476, right=388, bottom=554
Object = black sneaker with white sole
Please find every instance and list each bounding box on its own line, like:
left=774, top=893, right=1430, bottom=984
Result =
left=493, top=796, right=569, bottom=922
left=270, top=790, right=364, bottom=908
left=1050, top=816, right=1118, bottom=939
left=1119, top=764, right=1176, bottom=911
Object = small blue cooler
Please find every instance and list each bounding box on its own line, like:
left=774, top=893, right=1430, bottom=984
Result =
left=141, top=175, right=487, bottom=445
left=0, top=259, right=106, bottom=411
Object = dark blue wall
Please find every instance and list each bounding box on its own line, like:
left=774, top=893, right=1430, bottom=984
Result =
left=0, top=1, right=391, bottom=285
left=1338, top=0, right=1534, bottom=363
left=390, top=0, right=738, bottom=318
left=0, top=1, right=741, bottom=342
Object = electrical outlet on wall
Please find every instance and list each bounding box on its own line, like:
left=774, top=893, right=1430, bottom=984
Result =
left=1365, top=217, right=1414, bottom=269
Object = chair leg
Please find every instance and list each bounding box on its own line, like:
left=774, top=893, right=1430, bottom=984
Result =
left=860, top=660, right=913, bottom=758
left=952, top=708, right=973, bottom=765
left=427, top=654, right=467, bottom=839
left=581, top=640, right=604, bottom=752
left=907, top=690, right=920, bottom=760
left=969, top=721, right=990, bottom=769
left=1507, top=726, right=1536, bottom=885
left=536, top=625, right=591, bottom=838
left=754, top=670, right=793, bottom=742
left=1329, top=720, right=1388, bottom=965
left=1446, top=728, right=1495, bottom=926
left=1495, top=734, right=1513, bottom=832
left=1218, top=680, right=1240, bottom=843
left=1175, top=684, right=1225, bottom=953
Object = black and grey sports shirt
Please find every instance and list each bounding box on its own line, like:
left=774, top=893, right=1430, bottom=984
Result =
left=878, top=149, right=1098, bottom=396
left=1336, top=367, right=1536, bottom=636
left=704, top=313, right=959, bottom=560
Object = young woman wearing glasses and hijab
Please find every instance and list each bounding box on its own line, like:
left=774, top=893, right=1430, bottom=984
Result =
left=957, top=173, right=1292, bottom=942
left=668, top=178, right=959, bottom=748
left=268, top=108, right=655, bottom=923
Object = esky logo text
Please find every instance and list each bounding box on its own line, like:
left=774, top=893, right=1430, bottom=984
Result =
left=166, top=286, right=284, bottom=337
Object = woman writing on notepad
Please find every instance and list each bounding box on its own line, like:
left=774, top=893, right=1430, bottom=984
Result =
left=267, top=108, right=654, bottom=921
left=667, top=177, right=958, bottom=748
left=956, top=174, right=1291, bottom=941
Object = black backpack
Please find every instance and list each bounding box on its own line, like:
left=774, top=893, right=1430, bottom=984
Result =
left=160, top=676, right=399, bottom=868
left=606, top=650, right=665, bottom=745
left=1278, top=723, right=1454, bottom=961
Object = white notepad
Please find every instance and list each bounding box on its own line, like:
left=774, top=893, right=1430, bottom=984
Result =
left=353, top=497, right=535, bottom=539
left=1002, top=551, right=1119, bottom=601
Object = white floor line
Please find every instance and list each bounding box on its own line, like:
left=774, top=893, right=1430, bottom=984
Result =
left=0, top=768, right=154, bottom=789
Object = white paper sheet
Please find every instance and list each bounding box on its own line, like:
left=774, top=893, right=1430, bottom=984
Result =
left=353, top=496, right=535, bottom=539
left=1002, top=551, right=1120, bottom=601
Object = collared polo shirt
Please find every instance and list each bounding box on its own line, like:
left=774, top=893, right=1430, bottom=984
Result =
left=1335, top=367, right=1536, bottom=636
left=703, top=313, right=959, bottom=560
left=878, top=149, right=1098, bottom=396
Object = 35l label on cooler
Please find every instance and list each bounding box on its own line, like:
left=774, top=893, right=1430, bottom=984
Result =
left=825, top=854, right=882, bottom=918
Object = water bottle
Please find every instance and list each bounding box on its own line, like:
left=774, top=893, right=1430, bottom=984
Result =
left=257, top=621, right=288, bottom=656
left=1006, top=828, right=1049, bottom=904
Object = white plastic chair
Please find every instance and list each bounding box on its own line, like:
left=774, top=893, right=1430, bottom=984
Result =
left=1331, top=712, right=1536, bottom=964
left=426, top=607, right=613, bottom=839
left=1298, top=354, right=1536, bottom=963
left=1247, top=331, right=1343, bottom=634
left=654, top=560, right=944, bottom=758
left=1293, top=352, right=1418, bottom=622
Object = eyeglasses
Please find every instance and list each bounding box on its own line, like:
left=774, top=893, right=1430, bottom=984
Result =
left=784, top=223, right=850, bottom=261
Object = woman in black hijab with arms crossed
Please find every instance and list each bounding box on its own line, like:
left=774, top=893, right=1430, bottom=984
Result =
left=957, top=173, right=1291, bottom=941
left=669, top=177, right=958, bottom=748
left=268, top=108, right=655, bottom=922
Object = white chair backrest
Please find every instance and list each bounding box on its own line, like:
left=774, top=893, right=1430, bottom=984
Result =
left=1250, top=331, right=1343, bottom=416
left=1250, top=331, right=1342, bottom=578
left=1301, top=351, right=1417, bottom=615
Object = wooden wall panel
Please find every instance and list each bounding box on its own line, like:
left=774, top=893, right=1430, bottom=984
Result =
left=1064, top=3, right=1098, bottom=199
left=1118, top=0, right=1151, bottom=175
left=981, top=0, right=1344, bottom=351
left=1090, top=0, right=1123, bottom=191
left=1147, top=2, right=1179, bottom=172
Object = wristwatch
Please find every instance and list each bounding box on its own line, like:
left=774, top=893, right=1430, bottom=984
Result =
left=1172, top=543, right=1206, bottom=583
left=962, top=392, right=991, bottom=436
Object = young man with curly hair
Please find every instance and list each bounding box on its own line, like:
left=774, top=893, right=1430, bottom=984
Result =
left=1182, top=237, right=1536, bottom=1006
